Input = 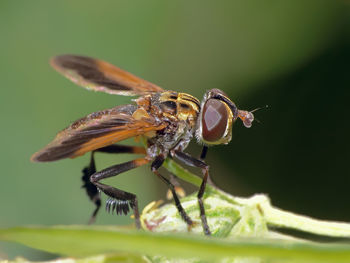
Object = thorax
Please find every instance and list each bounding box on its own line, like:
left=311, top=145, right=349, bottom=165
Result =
left=134, top=91, right=201, bottom=155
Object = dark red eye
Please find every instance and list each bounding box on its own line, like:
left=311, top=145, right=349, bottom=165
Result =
left=201, top=99, right=228, bottom=142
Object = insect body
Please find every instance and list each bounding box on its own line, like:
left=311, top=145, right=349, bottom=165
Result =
left=31, top=55, right=254, bottom=235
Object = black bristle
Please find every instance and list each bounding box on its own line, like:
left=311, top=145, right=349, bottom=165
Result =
left=122, top=201, right=130, bottom=215
left=116, top=200, right=122, bottom=215
left=106, top=198, right=111, bottom=213
left=105, top=198, right=131, bottom=216
left=111, top=200, right=117, bottom=214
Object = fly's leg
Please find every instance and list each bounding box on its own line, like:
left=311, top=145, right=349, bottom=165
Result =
left=166, top=173, right=186, bottom=200
left=151, top=155, right=194, bottom=228
left=93, top=144, right=146, bottom=155
left=172, top=150, right=211, bottom=236
left=90, top=157, right=149, bottom=229
left=81, top=144, right=146, bottom=224
left=82, top=152, right=100, bottom=224
left=199, top=146, right=208, bottom=161
left=198, top=146, right=216, bottom=187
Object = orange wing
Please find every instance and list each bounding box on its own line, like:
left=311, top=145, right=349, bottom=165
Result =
left=51, top=55, right=164, bottom=96
left=31, top=104, right=166, bottom=162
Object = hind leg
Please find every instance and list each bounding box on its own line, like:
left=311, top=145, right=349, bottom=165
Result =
left=81, top=145, right=146, bottom=224
left=89, top=157, right=149, bottom=228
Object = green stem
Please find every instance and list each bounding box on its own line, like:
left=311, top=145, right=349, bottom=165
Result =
left=163, top=158, right=350, bottom=239
left=163, top=158, right=202, bottom=187
left=263, top=202, right=350, bottom=238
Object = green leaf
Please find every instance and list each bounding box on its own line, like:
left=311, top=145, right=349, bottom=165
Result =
left=1, top=253, right=148, bottom=263
left=1, top=225, right=350, bottom=263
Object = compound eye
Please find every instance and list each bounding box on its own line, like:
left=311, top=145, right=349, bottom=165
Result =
left=201, top=99, right=229, bottom=142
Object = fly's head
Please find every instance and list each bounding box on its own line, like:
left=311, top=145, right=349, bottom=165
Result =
left=196, top=89, right=255, bottom=145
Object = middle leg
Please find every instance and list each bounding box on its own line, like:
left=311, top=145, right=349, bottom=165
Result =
left=166, top=173, right=186, bottom=200
left=151, top=155, right=194, bottom=228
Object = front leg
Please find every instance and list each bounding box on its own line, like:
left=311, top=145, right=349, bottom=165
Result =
left=172, top=150, right=211, bottom=236
left=198, top=146, right=216, bottom=187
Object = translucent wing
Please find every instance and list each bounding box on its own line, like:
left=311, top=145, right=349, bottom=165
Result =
left=51, top=55, right=164, bottom=96
left=31, top=105, right=166, bottom=162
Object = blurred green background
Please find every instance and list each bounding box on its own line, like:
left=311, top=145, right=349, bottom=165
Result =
left=0, top=0, right=349, bottom=260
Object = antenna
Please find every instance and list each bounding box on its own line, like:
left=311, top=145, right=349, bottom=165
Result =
left=251, top=105, right=268, bottom=124
left=250, top=105, right=269, bottom=113
left=238, top=105, right=268, bottom=128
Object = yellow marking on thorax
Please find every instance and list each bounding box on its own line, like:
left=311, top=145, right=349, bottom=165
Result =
left=159, top=91, right=200, bottom=123
left=176, top=93, right=200, bottom=122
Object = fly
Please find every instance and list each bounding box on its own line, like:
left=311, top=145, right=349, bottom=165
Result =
left=31, top=55, right=255, bottom=235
